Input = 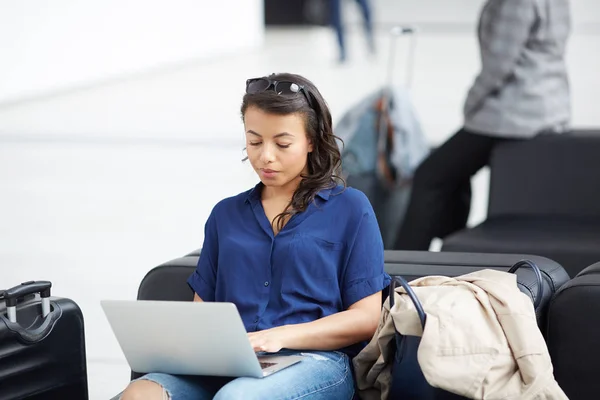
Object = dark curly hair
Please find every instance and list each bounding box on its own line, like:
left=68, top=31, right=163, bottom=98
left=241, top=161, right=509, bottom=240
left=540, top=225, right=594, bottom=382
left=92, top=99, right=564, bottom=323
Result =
left=240, top=72, right=345, bottom=232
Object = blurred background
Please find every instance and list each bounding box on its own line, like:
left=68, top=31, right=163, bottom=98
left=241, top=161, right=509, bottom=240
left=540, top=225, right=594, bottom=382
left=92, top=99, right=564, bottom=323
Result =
left=0, top=0, right=598, bottom=398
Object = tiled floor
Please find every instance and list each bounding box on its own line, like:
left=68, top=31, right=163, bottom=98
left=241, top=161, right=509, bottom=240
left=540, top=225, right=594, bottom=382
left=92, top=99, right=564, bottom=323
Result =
left=1, top=4, right=598, bottom=398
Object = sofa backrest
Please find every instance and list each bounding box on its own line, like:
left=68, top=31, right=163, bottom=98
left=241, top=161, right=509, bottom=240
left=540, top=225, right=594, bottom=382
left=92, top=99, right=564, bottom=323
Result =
left=136, top=256, right=197, bottom=302
left=138, top=249, right=569, bottom=330
left=488, top=132, right=600, bottom=219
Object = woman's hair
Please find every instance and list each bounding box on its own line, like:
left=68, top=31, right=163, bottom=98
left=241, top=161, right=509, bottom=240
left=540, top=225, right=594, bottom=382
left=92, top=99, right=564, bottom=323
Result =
left=240, top=72, right=345, bottom=231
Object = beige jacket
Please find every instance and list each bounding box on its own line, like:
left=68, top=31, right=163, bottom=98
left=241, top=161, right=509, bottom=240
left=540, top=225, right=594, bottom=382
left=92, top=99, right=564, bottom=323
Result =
left=353, top=269, right=567, bottom=400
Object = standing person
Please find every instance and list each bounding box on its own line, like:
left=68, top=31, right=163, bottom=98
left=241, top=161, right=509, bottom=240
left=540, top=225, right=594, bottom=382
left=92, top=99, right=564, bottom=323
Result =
left=330, top=0, right=376, bottom=62
left=119, top=73, right=390, bottom=400
left=394, top=0, right=572, bottom=250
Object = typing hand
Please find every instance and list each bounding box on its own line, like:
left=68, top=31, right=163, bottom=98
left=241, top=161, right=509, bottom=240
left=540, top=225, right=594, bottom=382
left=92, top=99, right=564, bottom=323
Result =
left=248, top=326, right=288, bottom=353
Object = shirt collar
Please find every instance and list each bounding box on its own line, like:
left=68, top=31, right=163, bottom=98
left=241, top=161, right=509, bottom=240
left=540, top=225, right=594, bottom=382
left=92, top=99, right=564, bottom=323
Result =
left=245, top=182, right=263, bottom=204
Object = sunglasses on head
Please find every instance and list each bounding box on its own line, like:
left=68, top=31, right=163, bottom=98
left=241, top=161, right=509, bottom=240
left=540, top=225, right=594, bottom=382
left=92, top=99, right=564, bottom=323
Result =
left=245, top=77, right=314, bottom=108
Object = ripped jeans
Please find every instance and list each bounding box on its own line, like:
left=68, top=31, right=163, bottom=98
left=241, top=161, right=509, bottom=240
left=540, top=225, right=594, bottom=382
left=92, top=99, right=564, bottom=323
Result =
left=133, top=350, right=355, bottom=400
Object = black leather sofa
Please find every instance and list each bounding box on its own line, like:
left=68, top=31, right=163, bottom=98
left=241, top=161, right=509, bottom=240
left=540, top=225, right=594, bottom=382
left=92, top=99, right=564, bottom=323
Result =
left=547, top=261, right=600, bottom=400
left=442, top=132, right=600, bottom=278
left=111, top=249, right=600, bottom=399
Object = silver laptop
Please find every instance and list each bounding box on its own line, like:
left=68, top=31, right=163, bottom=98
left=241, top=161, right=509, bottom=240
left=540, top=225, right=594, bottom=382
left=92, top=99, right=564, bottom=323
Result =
left=101, top=300, right=304, bottom=378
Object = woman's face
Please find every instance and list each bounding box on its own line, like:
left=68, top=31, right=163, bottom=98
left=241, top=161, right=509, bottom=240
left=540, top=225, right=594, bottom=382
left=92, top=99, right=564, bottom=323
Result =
left=244, top=105, right=313, bottom=191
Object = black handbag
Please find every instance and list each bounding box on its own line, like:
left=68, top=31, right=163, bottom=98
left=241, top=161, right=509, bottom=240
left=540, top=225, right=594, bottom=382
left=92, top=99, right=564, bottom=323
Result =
left=387, top=260, right=543, bottom=400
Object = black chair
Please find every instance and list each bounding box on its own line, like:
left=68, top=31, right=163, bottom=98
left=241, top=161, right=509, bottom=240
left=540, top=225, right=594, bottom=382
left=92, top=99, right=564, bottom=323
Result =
left=547, top=261, right=600, bottom=400
left=113, top=249, right=569, bottom=399
left=442, top=131, right=600, bottom=278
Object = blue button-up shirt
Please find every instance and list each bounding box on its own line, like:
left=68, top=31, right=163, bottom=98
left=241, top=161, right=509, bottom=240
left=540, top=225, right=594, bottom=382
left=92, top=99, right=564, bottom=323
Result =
left=188, top=183, right=390, bottom=348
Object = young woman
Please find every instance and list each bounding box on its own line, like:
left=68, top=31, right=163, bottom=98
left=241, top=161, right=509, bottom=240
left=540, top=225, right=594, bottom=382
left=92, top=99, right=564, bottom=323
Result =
left=121, top=73, right=390, bottom=400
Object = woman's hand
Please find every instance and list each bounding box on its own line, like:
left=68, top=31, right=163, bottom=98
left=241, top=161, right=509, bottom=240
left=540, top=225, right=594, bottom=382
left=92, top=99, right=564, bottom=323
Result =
left=248, top=326, right=290, bottom=353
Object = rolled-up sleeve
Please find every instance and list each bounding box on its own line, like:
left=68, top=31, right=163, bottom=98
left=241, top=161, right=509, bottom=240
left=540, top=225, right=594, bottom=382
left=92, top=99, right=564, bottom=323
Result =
left=187, top=210, right=218, bottom=301
left=342, top=211, right=391, bottom=309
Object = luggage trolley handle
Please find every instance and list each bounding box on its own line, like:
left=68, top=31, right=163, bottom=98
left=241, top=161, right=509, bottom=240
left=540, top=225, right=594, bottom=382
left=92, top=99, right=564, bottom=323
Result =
left=376, top=25, right=418, bottom=174
left=387, top=25, right=417, bottom=90
left=3, top=281, right=52, bottom=323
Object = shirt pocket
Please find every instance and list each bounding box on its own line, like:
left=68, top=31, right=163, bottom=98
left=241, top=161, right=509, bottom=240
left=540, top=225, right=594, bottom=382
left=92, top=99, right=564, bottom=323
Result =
left=283, top=233, right=344, bottom=295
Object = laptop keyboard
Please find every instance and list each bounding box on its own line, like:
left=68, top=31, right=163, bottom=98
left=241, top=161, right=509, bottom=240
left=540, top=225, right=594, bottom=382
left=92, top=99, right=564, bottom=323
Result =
left=260, top=361, right=277, bottom=369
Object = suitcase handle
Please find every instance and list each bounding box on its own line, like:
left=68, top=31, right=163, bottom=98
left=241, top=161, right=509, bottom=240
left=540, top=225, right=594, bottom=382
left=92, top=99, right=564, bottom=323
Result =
left=3, top=281, right=52, bottom=323
left=386, top=25, right=417, bottom=90
left=508, top=260, right=544, bottom=309
left=389, top=276, right=427, bottom=329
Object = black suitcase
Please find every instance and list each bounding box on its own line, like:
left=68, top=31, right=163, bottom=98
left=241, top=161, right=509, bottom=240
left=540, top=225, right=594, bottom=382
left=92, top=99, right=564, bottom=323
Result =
left=0, top=281, right=88, bottom=400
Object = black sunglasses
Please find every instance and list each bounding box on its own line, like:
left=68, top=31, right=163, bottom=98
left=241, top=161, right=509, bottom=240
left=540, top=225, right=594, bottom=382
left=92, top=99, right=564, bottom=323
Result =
left=245, top=77, right=314, bottom=108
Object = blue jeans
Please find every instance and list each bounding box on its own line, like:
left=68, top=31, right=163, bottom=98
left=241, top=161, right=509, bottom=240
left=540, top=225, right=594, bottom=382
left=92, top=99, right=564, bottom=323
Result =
left=133, top=350, right=355, bottom=400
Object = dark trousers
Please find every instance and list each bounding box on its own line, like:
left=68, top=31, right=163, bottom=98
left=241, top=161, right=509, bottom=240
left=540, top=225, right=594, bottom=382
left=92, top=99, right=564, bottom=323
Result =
left=329, top=0, right=374, bottom=60
left=393, top=128, right=514, bottom=250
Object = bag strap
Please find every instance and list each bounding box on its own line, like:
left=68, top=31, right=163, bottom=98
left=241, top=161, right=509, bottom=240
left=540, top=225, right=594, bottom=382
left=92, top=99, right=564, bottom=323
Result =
left=388, top=260, right=542, bottom=329
left=508, top=259, right=544, bottom=309
left=389, top=276, right=427, bottom=329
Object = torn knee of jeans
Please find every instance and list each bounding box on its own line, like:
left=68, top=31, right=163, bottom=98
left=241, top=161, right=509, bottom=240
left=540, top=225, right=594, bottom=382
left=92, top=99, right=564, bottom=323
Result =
left=161, top=385, right=171, bottom=400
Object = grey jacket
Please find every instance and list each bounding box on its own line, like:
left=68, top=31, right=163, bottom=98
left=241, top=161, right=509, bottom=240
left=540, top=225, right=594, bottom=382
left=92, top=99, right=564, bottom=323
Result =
left=464, top=0, right=571, bottom=138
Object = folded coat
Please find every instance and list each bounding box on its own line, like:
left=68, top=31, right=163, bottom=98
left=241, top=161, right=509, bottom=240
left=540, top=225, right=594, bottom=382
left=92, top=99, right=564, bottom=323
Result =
left=353, top=269, right=567, bottom=400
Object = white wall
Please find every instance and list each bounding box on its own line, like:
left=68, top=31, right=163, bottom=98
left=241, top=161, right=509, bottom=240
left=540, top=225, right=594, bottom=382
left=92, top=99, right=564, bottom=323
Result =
left=0, top=0, right=265, bottom=104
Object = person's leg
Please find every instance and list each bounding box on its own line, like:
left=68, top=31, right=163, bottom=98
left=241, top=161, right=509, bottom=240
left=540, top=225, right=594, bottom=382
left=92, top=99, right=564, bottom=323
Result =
left=214, top=350, right=354, bottom=400
left=393, top=128, right=502, bottom=250
left=121, top=372, right=232, bottom=400
left=329, top=0, right=346, bottom=62
left=355, top=0, right=375, bottom=53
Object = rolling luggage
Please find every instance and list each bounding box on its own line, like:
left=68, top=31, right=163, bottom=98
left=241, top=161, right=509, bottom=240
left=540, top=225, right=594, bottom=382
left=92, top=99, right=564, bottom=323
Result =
left=0, top=281, right=88, bottom=400
left=336, top=26, right=428, bottom=249
left=335, top=26, right=470, bottom=249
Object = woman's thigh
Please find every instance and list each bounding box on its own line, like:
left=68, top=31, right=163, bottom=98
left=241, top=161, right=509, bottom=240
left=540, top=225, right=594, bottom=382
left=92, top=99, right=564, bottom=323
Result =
left=214, top=351, right=355, bottom=400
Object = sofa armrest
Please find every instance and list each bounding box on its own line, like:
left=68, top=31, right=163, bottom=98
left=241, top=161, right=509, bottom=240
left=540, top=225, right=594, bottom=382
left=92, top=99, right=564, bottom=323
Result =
left=137, top=256, right=199, bottom=302
left=547, top=262, right=600, bottom=399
